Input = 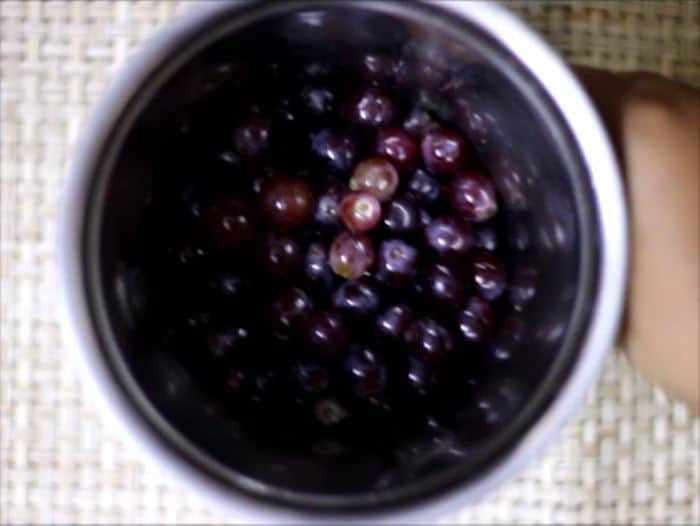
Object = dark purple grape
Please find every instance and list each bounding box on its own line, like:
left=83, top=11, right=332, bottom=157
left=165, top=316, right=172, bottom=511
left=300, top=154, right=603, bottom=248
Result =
left=473, top=223, right=499, bottom=251
left=491, top=316, right=528, bottom=361
left=424, top=216, right=472, bottom=255
left=489, top=155, right=527, bottom=210
left=348, top=86, right=395, bottom=127
left=258, top=233, right=302, bottom=278
left=301, top=86, right=335, bottom=116
left=449, top=170, right=498, bottom=221
left=207, top=322, right=253, bottom=360
left=170, top=240, right=208, bottom=270
left=250, top=166, right=275, bottom=195
left=343, top=347, right=387, bottom=399
left=403, top=107, right=439, bottom=137
left=304, top=61, right=331, bottom=78
left=269, top=287, right=313, bottom=337
left=383, top=195, right=417, bottom=233
left=259, top=176, right=314, bottom=231
left=421, top=263, right=464, bottom=305
left=339, top=192, right=382, bottom=233
left=421, top=128, right=468, bottom=175
left=311, top=129, right=357, bottom=172
left=223, top=367, right=248, bottom=401
left=408, top=169, right=440, bottom=203
left=417, top=208, right=433, bottom=228
left=509, top=264, right=537, bottom=309
left=329, top=231, right=375, bottom=280
left=208, top=272, right=249, bottom=306
left=295, top=362, right=329, bottom=393
left=304, top=243, right=333, bottom=289
left=470, top=250, right=506, bottom=301
left=332, top=280, right=380, bottom=317
left=183, top=309, right=213, bottom=332
left=349, top=157, right=399, bottom=202
left=405, top=317, right=454, bottom=362
left=414, top=44, right=449, bottom=87
left=234, top=115, right=270, bottom=156
left=313, top=181, right=344, bottom=226
left=376, top=239, right=418, bottom=287
left=376, top=304, right=413, bottom=341
left=306, top=310, right=347, bottom=358
left=375, top=128, right=419, bottom=171
left=461, top=378, right=523, bottom=435
left=248, top=369, right=283, bottom=405
left=207, top=198, right=254, bottom=248
left=404, top=356, right=436, bottom=396
left=457, top=295, right=494, bottom=343
left=359, top=53, right=397, bottom=83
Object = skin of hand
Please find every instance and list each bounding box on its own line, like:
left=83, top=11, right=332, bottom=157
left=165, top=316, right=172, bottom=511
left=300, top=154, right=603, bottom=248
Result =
left=577, top=68, right=699, bottom=415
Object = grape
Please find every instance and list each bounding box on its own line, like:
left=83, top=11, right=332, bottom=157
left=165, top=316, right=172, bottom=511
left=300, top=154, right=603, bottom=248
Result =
left=470, top=250, right=506, bottom=300
left=376, top=304, right=413, bottom=341
left=383, top=195, right=418, bottom=233
left=332, top=279, right=380, bottom=317
left=424, top=216, right=471, bottom=255
left=376, top=239, right=418, bottom=287
left=349, top=157, right=399, bottom=202
left=348, top=86, right=395, bottom=127
left=457, top=295, right=494, bottom=343
left=421, top=128, right=468, bottom=174
left=269, top=287, right=313, bottom=337
left=339, top=192, right=382, bottom=233
left=405, top=317, right=454, bottom=362
left=421, top=263, right=464, bottom=305
left=375, top=128, right=418, bottom=171
left=343, top=346, right=387, bottom=399
left=207, top=198, right=254, bottom=248
left=259, top=176, right=314, bottom=231
left=311, top=129, right=356, bottom=172
left=258, top=233, right=302, bottom=278
left=448, top=170, right=498, bottom=222
left=329, top=231, right=375, bottom=280
left=305, top=310, right=347, bottom=358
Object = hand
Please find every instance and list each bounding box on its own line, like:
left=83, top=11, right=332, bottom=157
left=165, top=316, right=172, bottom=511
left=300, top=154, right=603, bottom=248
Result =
left=577, top=68, right=699, bottom=414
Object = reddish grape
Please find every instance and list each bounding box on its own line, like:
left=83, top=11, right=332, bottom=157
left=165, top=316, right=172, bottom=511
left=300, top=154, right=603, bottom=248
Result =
left=329, top=231, right=375, bottom=280
left=207, top=198, right=254, bottom=248
left=259, top=176, right=314, bottom=231
left=339, top=192, right=381, bottom=233
left=349, top=157, right=399, bottom=202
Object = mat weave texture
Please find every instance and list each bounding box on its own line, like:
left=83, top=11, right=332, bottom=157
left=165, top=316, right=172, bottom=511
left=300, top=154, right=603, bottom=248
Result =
left=1, top=1, right=699, bottom=524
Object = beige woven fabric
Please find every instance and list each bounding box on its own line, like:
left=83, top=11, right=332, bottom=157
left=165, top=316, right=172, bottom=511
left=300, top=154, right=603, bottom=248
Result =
left=1, top=1, right=698, bottom=524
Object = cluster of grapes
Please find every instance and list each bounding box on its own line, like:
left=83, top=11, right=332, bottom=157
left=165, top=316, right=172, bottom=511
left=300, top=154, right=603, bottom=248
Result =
left=146, top=50, right=534, bottom=442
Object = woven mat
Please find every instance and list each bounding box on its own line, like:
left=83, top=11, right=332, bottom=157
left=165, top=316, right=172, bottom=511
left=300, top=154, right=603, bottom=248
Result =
left=1, top=1, right=698, bottom=524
